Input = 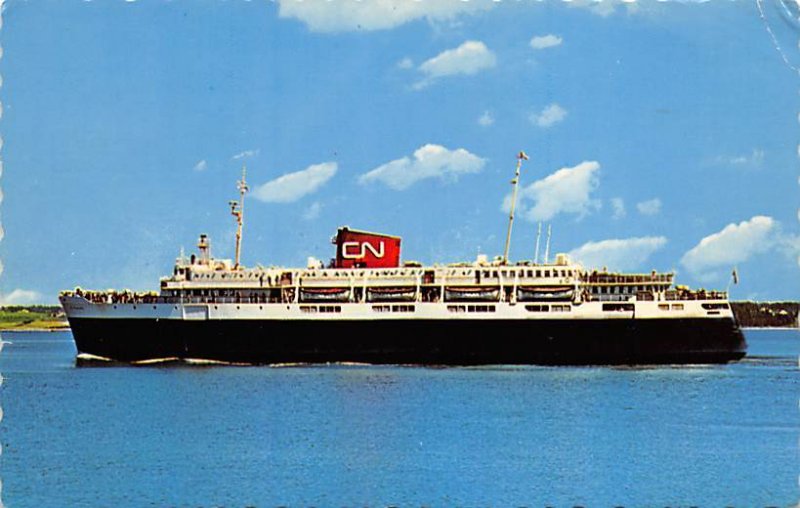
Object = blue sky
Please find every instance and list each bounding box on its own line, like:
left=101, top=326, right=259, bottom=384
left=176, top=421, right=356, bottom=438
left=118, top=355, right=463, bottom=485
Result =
left=1, top=0, right=799, bottom=304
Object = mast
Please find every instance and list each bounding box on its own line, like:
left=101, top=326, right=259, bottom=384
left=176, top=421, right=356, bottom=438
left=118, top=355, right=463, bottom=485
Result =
left=534, top=222, right=542, bottom=264
left=502, top=151, right=529, bottom=265
left=544, top=224, right=552, bottom=264
left=229, top=165, right=249, bottom=270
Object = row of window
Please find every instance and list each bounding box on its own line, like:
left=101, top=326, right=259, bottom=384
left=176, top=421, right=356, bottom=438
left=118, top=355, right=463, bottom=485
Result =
left=299, top=305, right=342, bottom=313
left=602, top=303, right=635, bottom=312
left=447, top=305, right=497, bottom=313
left=477, top=269, right=575, bottom=279
left=372, top=305, right=416, bottom=313
left=701, top=303, right=729, bottom=310
left=525, top=305, right=572, bottom=312
left=658, top=304, right=685, bottom=311
left=590, top=285, right=657, bottom=294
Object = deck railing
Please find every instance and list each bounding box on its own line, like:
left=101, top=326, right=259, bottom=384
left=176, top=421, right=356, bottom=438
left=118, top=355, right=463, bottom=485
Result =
left=62, top=286, right=730, bottom=306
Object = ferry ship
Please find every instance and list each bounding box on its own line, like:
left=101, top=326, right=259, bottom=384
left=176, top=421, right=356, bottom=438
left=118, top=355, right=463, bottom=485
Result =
left=59, top=154, right=747, bottom=365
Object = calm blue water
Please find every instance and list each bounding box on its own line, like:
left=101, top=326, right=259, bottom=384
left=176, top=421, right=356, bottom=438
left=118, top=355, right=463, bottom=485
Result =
left=0, top=329, right=797, bottom=507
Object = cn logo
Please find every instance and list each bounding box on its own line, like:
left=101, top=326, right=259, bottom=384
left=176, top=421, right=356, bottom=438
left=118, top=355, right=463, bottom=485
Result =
left=342, top=241, right=385, bottom=259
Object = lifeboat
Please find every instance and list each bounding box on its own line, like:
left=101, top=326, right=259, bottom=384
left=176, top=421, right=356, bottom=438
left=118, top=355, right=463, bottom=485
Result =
left=299, top=287, right=351, bottom=303
left=444, top=286, right=500, bottom=302
left=366, top=286, right=417, bottom=302
left=516, top=286, right=574, bottom=302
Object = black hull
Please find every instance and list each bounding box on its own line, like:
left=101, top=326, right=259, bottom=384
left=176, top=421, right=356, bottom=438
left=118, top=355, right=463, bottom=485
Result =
left=68, top=317, right=747, bottom=366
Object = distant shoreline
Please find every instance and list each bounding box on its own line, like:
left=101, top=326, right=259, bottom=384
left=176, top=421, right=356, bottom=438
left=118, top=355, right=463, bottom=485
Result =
left=0, top=306, right=70, bottom=332
left=1, top=326, right=70, bottom=333
left=741, top=326, right=799, bottom=331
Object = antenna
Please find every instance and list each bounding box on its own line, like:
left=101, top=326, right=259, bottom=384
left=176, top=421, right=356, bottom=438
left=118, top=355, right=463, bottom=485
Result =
left=502, top=151, right=529, bottom=265
left=230, top=164, right=249, bottom=270
left=534, top=222, right=542, bottom=264
left=544, top=224, right=552, bottom=264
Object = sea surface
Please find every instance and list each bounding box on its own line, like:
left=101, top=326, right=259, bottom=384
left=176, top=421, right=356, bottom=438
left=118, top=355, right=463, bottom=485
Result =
left=0, top=329, right=797, bottom=507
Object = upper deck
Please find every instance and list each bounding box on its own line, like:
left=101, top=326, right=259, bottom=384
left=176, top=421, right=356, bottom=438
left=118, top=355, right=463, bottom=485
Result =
left=61, top=252, right=726, bottom=307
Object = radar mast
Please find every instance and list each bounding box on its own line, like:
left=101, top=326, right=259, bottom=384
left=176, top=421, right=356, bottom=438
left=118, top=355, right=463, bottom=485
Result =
left=502, top=151, right=529, bottom=265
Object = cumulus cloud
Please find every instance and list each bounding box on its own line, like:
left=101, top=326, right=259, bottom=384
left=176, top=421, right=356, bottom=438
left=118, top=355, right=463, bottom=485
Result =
left=611, top=197, right=626, bottom=219
left=358, top=144, right=485, bottom=190
left=193, top=159, right=208, bottom=172
left=232, top=149, right=260, bottom=160
left=277, top=0, right=491, bottom=33
left=530, top=34, right=562, bottom=50
left=0, top=289, right=43, bottom=305
left=681, top=216, right=776, bottom=274
left=506, top=161, right=601, bottom=222
left=530, top=103, right=567, bottom=128
left=414, top=41, right=496, bottom=90
left=253, top=162, right=337, bottom=203
left=568, top=236, right=668, bottom=272
left=636, top=198, right=661, bottom=216
left=478, top=110, right=494, bottom=126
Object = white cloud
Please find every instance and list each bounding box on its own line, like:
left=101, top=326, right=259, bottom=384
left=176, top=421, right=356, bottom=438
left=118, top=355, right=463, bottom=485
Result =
left=0, top=289, right=43, bottom=306
left=277, top=0, right=491, bottom=33
left=303, top=202, right=322, bottom=221
left=414, top=41, right=496, bottom=90
left=567, top=236, right=668, bottom=272
left=566, top=0, right=630, bottom=17
left=530, top=103, right=567, bottom=128
left=359, top=144, right=485, bottom=191
left=711, top=148, right=765, bottom=167
left=232, top=149, right=260, bottom=160
left=507, top=160, right=601, bottom=222
left=681, top=216, right=776, bottom=274
left=193, top=159, right=207, bottom=172
left=253, top=162, right=337, bottom=203
left=636, top=198, right=661, bottom=216
left=478, top=110, right=494, bottom=126
left=611, top=197, right=626, bottom=219
left=730, top=148, right=764, bottom=166
left=530, top=34, right=562, bottom=50
left=396, top=57, right=414, bottom=70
